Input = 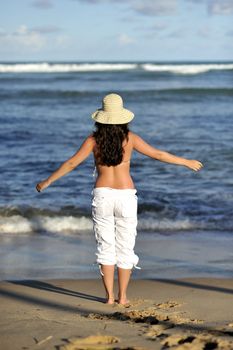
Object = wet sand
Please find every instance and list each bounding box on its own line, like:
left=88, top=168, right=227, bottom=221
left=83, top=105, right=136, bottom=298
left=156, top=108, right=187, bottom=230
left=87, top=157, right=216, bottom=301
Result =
left=0, top=278, right=233, bottom=349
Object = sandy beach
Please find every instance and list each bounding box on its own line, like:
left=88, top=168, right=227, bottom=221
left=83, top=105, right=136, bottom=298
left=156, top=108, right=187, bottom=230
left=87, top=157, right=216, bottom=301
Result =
left=0, top=278, right=233, bottom=350
left=1, top=59, right=233, bottom=349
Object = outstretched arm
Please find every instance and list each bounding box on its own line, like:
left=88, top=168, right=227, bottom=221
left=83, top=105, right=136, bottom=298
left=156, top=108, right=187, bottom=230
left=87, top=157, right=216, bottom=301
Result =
left=132, top=133, right=203, bottom=171
left=36, top=135, right=95, bottom=192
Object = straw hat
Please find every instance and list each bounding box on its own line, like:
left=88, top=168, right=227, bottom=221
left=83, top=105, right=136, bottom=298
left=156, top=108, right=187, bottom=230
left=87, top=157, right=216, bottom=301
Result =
left=91, top=93, right=134, bottom=124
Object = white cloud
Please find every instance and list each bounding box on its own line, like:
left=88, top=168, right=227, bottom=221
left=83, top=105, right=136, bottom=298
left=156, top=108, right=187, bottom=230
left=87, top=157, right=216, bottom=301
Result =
left=0, top=25, right=73, bottom=58
left=0, top=25, right=46, bottom=52
left=118, top=33, right=135, bottom=46
left=15, top=25, right=28, bottom=35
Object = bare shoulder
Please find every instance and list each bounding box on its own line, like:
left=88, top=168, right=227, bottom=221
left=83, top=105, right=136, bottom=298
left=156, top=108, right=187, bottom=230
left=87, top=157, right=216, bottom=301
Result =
left=128, top=131, right=142, bottom=145
left=128, top=131, right=137, bottom=140
left=86, top=134, right=95, bottom=142
left=85, top=134, right=96, bottom=147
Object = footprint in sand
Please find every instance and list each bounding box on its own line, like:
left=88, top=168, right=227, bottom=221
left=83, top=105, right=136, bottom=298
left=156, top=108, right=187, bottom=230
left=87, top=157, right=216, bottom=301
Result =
left=154, top=300, right=182, bottom=310
left=160, top=333, right=196, bottom=348
left=86, top=308, right=169, bottom=324
left=125, top=308, right=203, bottom=326
left=157, top=332, right=233, bottom=350
left=86, top=306, right=204, bottom=329
left=152, top=300, right=205, bottom=327
left=58, top=335, right=119, bottom=350
left=86, top=313, right=109, bottom=321
left=169, top=314, right=204, bottom=325
left=144, top=323, right=174, bottom=339
left=84, top=311, right=233, bottom=349
left=57, top=334, right=143, bottom=350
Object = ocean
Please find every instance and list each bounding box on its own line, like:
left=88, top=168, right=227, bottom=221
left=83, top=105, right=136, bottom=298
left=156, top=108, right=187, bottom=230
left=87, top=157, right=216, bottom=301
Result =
left=0, top=61, right=233, bottom=280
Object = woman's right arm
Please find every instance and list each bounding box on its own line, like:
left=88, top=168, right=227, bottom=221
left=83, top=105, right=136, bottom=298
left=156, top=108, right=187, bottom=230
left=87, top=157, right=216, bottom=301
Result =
left=36, top=135, right=95, bottom=192
left=131, top=132, right=203, bottom=172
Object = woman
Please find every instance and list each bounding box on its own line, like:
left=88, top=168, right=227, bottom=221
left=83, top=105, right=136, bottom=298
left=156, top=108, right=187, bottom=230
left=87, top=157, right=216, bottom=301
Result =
left=36, top=93, right=203, bottom=305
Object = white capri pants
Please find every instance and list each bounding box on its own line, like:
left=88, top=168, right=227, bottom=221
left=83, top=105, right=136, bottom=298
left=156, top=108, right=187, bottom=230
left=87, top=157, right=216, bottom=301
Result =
left=91, top=187, right=140, bottom=271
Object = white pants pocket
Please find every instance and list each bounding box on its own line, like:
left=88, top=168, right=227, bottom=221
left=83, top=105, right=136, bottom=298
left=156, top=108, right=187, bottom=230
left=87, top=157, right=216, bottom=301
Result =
left=119, top=195, right=138, bottom=218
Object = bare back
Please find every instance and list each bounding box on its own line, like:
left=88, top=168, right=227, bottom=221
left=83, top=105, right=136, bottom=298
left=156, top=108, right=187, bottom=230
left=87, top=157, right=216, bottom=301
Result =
left=93, top=131, right=135, bottom=189
left=36, top=129, right=203, bottom=193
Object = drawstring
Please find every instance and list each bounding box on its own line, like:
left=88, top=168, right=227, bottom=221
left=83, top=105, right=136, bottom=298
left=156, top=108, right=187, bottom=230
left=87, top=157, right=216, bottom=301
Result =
left=92, top=262, right=104, bottom=276
left=99, top=264, right=104, bottom=276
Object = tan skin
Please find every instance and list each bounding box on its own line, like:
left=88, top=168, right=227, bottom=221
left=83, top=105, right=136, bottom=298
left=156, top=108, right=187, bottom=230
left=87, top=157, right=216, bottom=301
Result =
left=36, top=131, right=203, bottom=305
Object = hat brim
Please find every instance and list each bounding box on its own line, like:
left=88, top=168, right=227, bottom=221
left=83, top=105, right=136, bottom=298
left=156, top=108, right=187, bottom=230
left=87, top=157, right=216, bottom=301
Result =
left=91, top=108, right=134, bottom=125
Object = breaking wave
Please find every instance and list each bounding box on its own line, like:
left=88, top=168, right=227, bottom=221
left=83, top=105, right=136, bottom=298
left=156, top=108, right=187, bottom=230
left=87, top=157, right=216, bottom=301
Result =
left=0, top=62, right=233, bottom=74
left=0, top=63, right=137, bottom=73
left=0, top=213, right=200, bottom=235
left=142, top=63, right=233, bottom=74
left=0, top=214, right=93, bottom=235
left=0, top=204, right=227, bottom=235
left=1, top=200, right=232, bottom=236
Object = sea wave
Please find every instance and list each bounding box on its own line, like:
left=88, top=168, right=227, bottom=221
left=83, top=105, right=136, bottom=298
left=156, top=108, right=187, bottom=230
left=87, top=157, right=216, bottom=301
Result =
left=0, top=214, right=93, bottom=234
left=0, top=62, right=233, bottom=74
left=0, top=63, right=137, bottom=73
left=0, top=214, right=200, bottom=235
left=0, top=205, right=231, bottom=235
left=0, top=205, right=195, bottom=234
left=138, top=217, right=197, bottom=231
left=142, top=63, right=233, bottom=74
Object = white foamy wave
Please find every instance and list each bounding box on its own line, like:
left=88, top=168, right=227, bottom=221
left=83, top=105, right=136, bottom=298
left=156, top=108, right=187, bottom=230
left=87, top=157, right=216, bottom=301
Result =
left=1, top=62, right=233, bottom=74
left=0, top=62, right=137, bottom=73
left=142, top=63, right=233, bottom=74
left=0, top=214, right=198, bottom=235
left=138, top=217, right=198, bottom=231
left=0, top=215, right=93, bottom=234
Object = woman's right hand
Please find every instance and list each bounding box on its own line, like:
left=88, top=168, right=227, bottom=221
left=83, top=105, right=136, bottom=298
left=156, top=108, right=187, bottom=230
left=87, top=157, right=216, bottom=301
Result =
left=36, top=179, right=50, bottom=192
left=185, top=160, right=204, bottom=172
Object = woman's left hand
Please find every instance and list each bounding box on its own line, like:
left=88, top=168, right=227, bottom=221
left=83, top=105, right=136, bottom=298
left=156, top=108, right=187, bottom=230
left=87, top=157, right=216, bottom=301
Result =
left=36, top=179, right=50, bottom=192
left=185, top=160, right=204, bottom=172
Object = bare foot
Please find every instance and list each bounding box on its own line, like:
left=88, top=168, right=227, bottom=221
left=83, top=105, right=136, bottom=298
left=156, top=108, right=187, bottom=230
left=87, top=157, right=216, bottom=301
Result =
left=118, top=298, right=130, bottom=306
left=105, top=295, right=115, bottom=305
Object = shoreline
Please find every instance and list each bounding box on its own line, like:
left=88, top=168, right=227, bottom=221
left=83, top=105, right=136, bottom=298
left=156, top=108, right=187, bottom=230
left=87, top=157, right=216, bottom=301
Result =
left=1, top=229, right=233, bottom=281
left=0, top=277, right=233, bottom=349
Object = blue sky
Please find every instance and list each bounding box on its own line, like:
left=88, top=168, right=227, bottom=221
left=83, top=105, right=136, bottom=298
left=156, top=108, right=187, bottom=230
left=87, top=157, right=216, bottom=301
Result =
left=0, top=0, right=232, bottom=61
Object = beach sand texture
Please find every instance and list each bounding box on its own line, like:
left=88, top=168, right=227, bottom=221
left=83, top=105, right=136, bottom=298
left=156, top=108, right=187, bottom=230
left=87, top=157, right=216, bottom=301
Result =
left=0, top=278, right=233, bottom=350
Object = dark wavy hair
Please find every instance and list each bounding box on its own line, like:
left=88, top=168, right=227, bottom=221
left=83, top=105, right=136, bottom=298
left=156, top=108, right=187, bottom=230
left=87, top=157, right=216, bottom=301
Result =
left=92, top=122, right=129, bottom=166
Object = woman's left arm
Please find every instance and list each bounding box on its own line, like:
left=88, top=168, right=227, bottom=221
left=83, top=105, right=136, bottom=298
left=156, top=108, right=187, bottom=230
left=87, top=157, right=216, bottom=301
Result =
left=36, top=135, right=95, bottom=192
